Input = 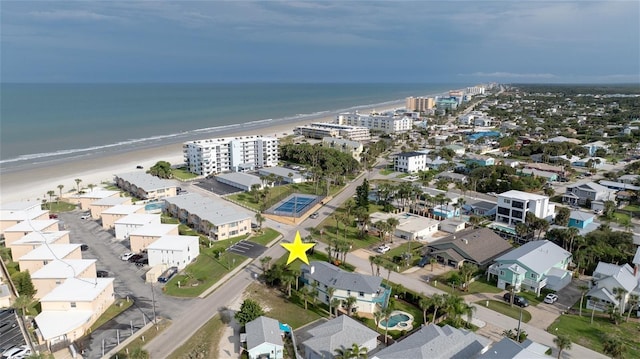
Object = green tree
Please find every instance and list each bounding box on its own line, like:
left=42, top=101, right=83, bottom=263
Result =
left=626, top=293, right=639, bottom=322
left=430, top=294, right=446, bottom=324
left=46, top=190, right=55, bottom=209
left=234, top=299, right=265, bottom=325
left=553, top=334, right=572, bottom=359
left=458, top=263, right=478, bottom=292
left=554, top=206, right=571, bottom=226
left=57, top=184, right=64, bottom=202
left=12, top=294, right=34, bottom=316
left=254, top=212, right=265, bottom=232
left=419, top=294, right=432, bottom=324
left=578, top=284, right=589, bottom=317
left=11, top=271, right=36, bottom=297
left=602, top=335, right=626, bottom=359
left=344, top=295, right=357, bottom=316
left=148, top=161, right=173, bottom=179
left=74, top=178, right=82, bottom=193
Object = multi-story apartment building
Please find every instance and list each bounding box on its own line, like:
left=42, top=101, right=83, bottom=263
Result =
left=294, top=123, right=371, bottom=141
left=465, top=86, right=486, bottom=95
left=405, top=96, right=434, bottom=112
left=394, top=152, right=428, bottom=173
left=183, top=135, right=278, bottom=176
left=321, top=137, right=364, bottom=162
left=336, top=112, right=412, bottom=134
left=496, top=190, right=555, bottom=226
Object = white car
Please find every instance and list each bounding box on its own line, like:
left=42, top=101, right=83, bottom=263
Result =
left=377, top=245, right=391, bottom=254
left=121, top=252, right=134, bottom=261
left=2, top=345, right=31, bottom=359
left=544, top=293, right=559, bottom=304
left=80, top=214, right=91, bottom=220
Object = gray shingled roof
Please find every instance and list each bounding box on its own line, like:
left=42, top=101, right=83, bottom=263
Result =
left=164, top=193, right=251, bottom=225
left=216, top=172, right=262, bottom=188
left=372, top=324, right=490, bottom=359
left=427, top=228, right=513, bottom=266
left=477, top=337, right=547, bottom=359
left=302, top=261, right=382, bottom=293
left=246, top=316, right=283, bottom=351
left=303, top=315, right=378, bottom=358
left=115, top=172, right=177, bottom=191
left=494, top=240, right=571, bottom=276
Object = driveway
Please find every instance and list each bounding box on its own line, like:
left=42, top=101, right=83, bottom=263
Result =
left=59, top=211, right=194, bottom=357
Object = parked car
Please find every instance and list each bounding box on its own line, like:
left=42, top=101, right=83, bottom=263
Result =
left=418, top=256, right=430, bottom=268
left=128, top=254, right=143, bottom=263
left=1, top=345, right=31, bottom=359
left=48, top=213, right=58, bottom=219
left=96, top=270, right=109, bottom=278
left=377, top=244, right=391, bottom=254
left=136, top=165, right=144, bottom=169
left=80, top=244, right=89, bottom=251
left=310, top=212, right=319, bottom=219
left=544, top=293, right=559, bottom=304
left=134, top=257, right=149, bottom=267
left=121, top=252, right=134, bottom=261
left=80, top=214, right=90, bottom=220
left=158, top=267, right=178, bottom=283
left=503, top=293, right=529, bottom=307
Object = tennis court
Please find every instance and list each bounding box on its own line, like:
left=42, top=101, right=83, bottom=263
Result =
left=267, top=194, right=321, bottom=217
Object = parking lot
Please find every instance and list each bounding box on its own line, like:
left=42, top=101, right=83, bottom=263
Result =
left=0, top=310, right=25, bottom=355
left=227, top=240, right=267, bottom=258
left=194, top=178, right=242, bottom=196
left=60, top=211, right=194, bottom=358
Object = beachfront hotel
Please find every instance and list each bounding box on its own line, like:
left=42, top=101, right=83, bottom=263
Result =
left=293, top=123, right=371, bottom=141
left=183, top=135, right=279, bottom=176
left=406, top=96, right=435, bottom=112
left=336, top=111, right=413, bottom=134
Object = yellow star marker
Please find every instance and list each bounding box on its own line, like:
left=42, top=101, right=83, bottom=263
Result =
left=281, top=231, right=315, bottom=265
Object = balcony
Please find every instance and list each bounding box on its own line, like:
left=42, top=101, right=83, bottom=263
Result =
left=522, top=277, right=547, bottom=289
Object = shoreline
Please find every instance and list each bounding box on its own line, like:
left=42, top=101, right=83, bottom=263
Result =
left=0, top=102, right=404, bottom=203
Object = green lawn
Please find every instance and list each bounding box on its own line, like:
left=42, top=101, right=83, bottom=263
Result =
left=622, top=205, right=640, bottom=212
left=172, top=167, right=199, bottom=180
left=248, top=282, right=324, bottom=329
left=517, top=291, right=545, bottom=306
left=613, top=212, right=631, bottom=222
left=474, top=300, right=531, bottom=323
left=168, top=315, right=225, bottom=359
left=248, top=228, right=280, bottom=246
left=548, top=314, right=640, bottom=358
left=161, top=215, right=180, bottom=224
left=379, top=169, right=394, bottom=176
left=375, top=242, right=425, bottom=272
left=163, top=239, right=248, bottom=297
left=427, top=273, right=502, bottom=296
left=90, top=299, right=134, bottom=331
left=43, top=201, right=77, bottom=212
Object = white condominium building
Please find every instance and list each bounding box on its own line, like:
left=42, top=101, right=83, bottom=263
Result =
left=183, top=135, right=278, bottom=176
left=394, top=152, right=428, bottom=173
left=496, top=190, right=555, bottom=225
left=294, top=123, right=371, bottom=141
left=337, top=112, right=413, bottom=134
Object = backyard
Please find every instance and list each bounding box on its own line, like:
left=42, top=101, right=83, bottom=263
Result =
left=172, top=167, right=199, bottom=180
left=548, top=314, right=640, bottom=358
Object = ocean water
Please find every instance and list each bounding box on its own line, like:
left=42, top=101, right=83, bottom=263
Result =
left=0, top=83, right=465, bottom=169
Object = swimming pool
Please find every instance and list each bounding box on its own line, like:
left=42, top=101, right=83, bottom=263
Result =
left=380, top=313, right=410, bottom=327
left=145, top=202, right=165, bottom=211
left=378, top=310, right=414, bottom=331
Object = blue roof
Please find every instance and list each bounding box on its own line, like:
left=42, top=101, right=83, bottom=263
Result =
left=467, top=131, right=500, bottom=140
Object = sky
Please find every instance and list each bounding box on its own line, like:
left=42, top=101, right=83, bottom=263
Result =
left=1, top=1, right=639, bottom=83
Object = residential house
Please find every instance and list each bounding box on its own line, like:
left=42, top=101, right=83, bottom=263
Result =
left=300, top=261, right=390, bottom=315
left=128, top=223, right=180, bottom=253
left=496, top=190, right=555, bottom=226
left=302, top=315, right=378, bottom=359
left=89, top=196, right=132, bottom=219
left=258, top=167, right=306, bottom=184
left=425, top=157, right=451, bottom=170
left=18, top=244, right=83, bottom=273
left=522, top=163, right=566, bottom=178
left=76, top=190, right=121, bottom=210
left=487, top=240, right=573, bottom=295
left=518, top=168, right=558, bottom=182
left=100, top=205, right=145, bottom=229
left=394, top=152, right=428, bottom=173
left=114, top=213, right=161, bottom=240
left=322, top=137, right=365, bottom=162
left=114, top=172, right=178, bottom=200
left=164, top=193, right=252, bottom=240
left=477, top=338, right=549, bottom=359
left=3, top=220, right=60, bottom=246
left=444, top=144, right=466, bottom=156
left=31, top=259, right=97, bottom=299
left=371, top=324, right=491, bottom=359
left=10, top=231, right=70, bottom=260
left=463, top=199, right=497, bottom=217
left=618, top=174, right=640, bottom=185
left=547, top=136, right=581, bottom=145
left=146, top=235, right=200, bottom=270
left=598, top=180, right=640, bottom=192
left=432, top=205, right=460, bottom=219
left=562, top=182, right=615, bottom=209
left=435, top=172, right=468, bottom=184
left=438, top=219, right=467, bottom=234
left=582, top=141, right=609, bottom=156
left=568, top=211, right=596, bottom=231
left=245, top=316, right=284, bottom=359
left=35, top=278, right=115, bottom=345
left=425, top=228, right=513, bottom=269
left=465, top=154, right=495, bottom=167
left=586, top=261, right=640, bottom=313
left=369, top=212, right=439, bottom=241
left=0, top=201, right=50, bottom=235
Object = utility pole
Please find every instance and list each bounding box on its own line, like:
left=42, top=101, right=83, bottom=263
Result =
left=516, top=307, right=523, bottom=341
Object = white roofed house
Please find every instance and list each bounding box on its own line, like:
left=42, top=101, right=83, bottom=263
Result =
left=10, top=231, right=70, bottom=260
left=3, top=219, right=60, bottom=246
left=100, top=204, right=145, bottom=229
left=245, top=316, right=284, bottom=359
left=114, top=213, right=161, bottom=240
left=586, top=259, right=640, bottom=314
left=0, top=200, right=50, bottom=235
left=300, top=261, right=391, bottom=315
left=89, top=196, right=132, bottom=219
left=31, top=259, right=97, bottom=299
left=258, top=167, right=306, bottom=184
left=302, top=315, right=379, bottom=359
left=18, top=244, right=83, bottom=273
left=129, top=223, right=179, bottom=253
left=35, top=277, right=115, bottom=346
left=114, top=172, right=178, bottom=200
left=76, top=189, right=121, bottom=210
left=146, top=235, right=200, bottom=270
left=369, top=212, right=439, bottom=241
left=493, top=190, right=555, bottom=243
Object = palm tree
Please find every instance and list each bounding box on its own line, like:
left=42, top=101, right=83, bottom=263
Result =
left=381, top=306, right=393, bottom=344
left=348, top=343, right=368, bottom=359
left=444, top=295, right=476, bottom=327
left=430, top=294, right=446, bottom=324
left=613, top=287, right=628, bottom=315
left=345, top=296, right=357, bottom=316
left=282, top=274, right=294, bottom=298
left=368, top=256, right=376, bottom=276
left=334, top=346, right=352, bottom=359
left=373, top=310, right=384, bottom=333
left=578, top=284, right=589, bottom=317
left=331, top=298, right=342, bottom=317
left=327, top=287, right=336, bottom=317
left=458, top=263, right=478, bottom=292
left=254, top=212, right=265, bottom=232
left=259, top=256, right=272, bottom=272
left=383, top=262, right=394, bottom=285
left=12, top=294, right=33, bottom=316
left=87, top=183, right=96, bottom=192
left=602, top=335, right=626, bottom=359
left=300, top=286, right=310, bottom=310
left=626, top=293, right=639, bottom=322
left=57, top=184, right=64, bottom=202
left=292, top=269, right=301, bottom=291
left=74, top=178, right=82, bottom=193
left=46, top=190, right=55, bottom=209
left=429, top=257, right=437, bottom=272
left=386, top=217, right=400, bottom=243
left=553, top=334, right=572, bottom=359
left=419, top=294, right=432, bottom=324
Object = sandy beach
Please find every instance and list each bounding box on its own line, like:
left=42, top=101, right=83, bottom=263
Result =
left=0, top=104, right=399, bottom=203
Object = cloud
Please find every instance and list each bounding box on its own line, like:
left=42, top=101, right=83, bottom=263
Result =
left=466, top=72, right=558, bottom=79
left=30, top=9, right=120, bottom=21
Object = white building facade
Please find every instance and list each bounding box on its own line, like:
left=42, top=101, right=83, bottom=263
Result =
left=394, top=152, right=428, bottom=173
left=183, top=135, right=279, bottom=176
left=337, top=112, right=412, bottom=134
left=147, top=235, right=200, bottom=270
left=496, top=190, right=555, bottom=225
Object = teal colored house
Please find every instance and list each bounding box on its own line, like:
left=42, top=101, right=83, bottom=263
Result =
left=568, top=211, right=595, bottom=229
left=465, top=154, right=495, bottom=167
left=432, top=205, right=460, bottom=219
left=487, top=240, right=572, bottom=295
